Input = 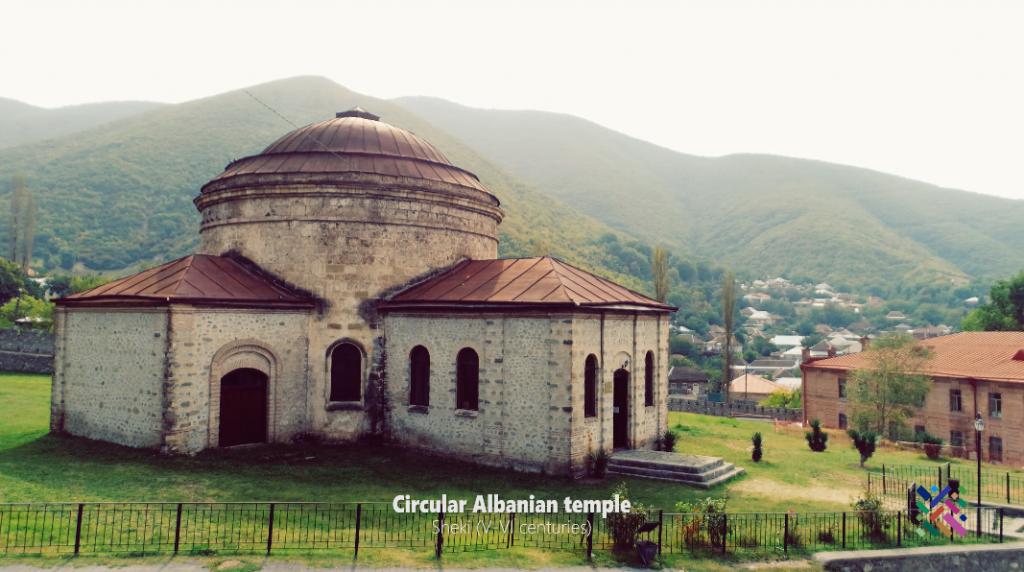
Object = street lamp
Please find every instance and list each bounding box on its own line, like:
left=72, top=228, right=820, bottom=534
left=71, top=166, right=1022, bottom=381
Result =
left=974, top=413, right=985, bottom=511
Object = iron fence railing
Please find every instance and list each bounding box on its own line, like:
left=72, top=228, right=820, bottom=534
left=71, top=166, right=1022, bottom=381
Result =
left=0, top=501, right=1005, bottom=558
left=871, top=463, right=1024, bottom=507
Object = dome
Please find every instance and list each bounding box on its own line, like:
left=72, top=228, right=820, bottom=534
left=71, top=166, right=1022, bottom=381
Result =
left=200, top=108, right=494, bottom=199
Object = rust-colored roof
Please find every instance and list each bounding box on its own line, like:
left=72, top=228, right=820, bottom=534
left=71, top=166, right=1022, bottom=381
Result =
left=58, top=254, right=314, bottom=308
left=382, top=257, right=676, bottom=312
left=728, top=373, right=780, bottom=396
left=803, top=332, right=1024, bottom=383
left=201, top=109, right=491, bottom=196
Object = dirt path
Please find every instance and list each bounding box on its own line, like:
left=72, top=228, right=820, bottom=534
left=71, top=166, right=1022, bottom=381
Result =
left=731, top=477, right=859, bottom=507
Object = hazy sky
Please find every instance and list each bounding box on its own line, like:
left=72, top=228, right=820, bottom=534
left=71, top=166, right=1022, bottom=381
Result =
left=4, top=0, right=1023, bottom=200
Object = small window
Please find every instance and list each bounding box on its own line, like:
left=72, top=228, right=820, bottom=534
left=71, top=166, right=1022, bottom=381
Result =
left=838, top=413, right=848, bottom=429
left=990, top=436, right=1004, bottom=462
left=644, top=351, right=655, bottom=407
left=950, top=431, right=963, bottom=448
left=838, top=378, right=847, bottom=399
left=329, top=342, right=362, bottom=402
left=989, top=392, right=1002, bottom=418
left=584, top=354, right=598, bottom=418
left=456, top=348, right=479, bottom=411
left=914, top=425, right=926, bottom=437
left=409, top=346, right=430, bottom=407
left=949, top=389, right=962, bottom=412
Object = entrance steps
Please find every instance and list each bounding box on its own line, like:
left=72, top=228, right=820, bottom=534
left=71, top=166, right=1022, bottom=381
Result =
left=607, top=450, right=744, bottom=489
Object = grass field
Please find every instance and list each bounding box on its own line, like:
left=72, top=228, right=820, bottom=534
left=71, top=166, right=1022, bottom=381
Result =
left=0, top=372, right=1010, bottom=568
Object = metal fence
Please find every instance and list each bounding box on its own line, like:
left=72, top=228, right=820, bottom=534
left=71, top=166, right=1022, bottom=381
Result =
left=871, top=464, right=1024, bottom=507
left=0, top=502, right=1005, bottom=558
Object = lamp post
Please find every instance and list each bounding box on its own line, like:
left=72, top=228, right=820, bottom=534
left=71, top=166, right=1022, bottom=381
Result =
left=974, top=413, right=985, bottom=509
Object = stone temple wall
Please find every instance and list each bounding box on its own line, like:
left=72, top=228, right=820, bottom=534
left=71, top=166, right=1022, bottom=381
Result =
left=195, top=181, right=501, bottom=443
left=163, top=307, right=311, bottom=454
left=51, top=308, right=168, bottom=448
left=0, top=328, right=54, bottom=374
left=383, top=312, right=573, bottom=473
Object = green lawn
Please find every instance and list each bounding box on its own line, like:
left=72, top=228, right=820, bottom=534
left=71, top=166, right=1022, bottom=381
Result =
left=0, top=372, right=1006, bottom=567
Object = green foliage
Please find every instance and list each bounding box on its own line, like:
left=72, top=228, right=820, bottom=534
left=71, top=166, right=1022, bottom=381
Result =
left=0, top=257, right=40, bottom=303
left=675, top=497, right=728, bottom=549
left=751, top=432, right=763, bottom=462
left=606, top=482, right=649, bottom=548
left=851, top=488, right=886, bottom=539
left=46, top=274, right=108, bottom=297
left=659, top=430, right=677, bottom=452
left=847, top=429, right=877, bottom=467
left=806, top=419, right=829, bottom=452
left=849, top=334, right=933, bottom=439
left=588, top=449, right=609, bottom=478
left=0, top=294, right=53, bottom=326
left=759, top=389, right=802, bottom=410
left=962, top=270, right=1024, bottom=331
left=916, top=431, right=944, bottom=459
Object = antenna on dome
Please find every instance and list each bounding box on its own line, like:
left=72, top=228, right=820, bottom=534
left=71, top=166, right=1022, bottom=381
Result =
left=336, top=107, right=380, bottom=121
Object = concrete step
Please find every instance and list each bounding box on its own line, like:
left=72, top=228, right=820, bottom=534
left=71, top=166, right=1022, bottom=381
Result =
left=606, top=450, right=745, bottom=488
left=608, top=455, right=724, bottom=475
left=608, top=465, right=746, bottom=489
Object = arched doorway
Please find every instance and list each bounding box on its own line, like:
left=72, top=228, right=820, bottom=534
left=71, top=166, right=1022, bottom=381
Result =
left=219, top=368, right=268, bottom=447
left=613, top=368, right=630, bottom=448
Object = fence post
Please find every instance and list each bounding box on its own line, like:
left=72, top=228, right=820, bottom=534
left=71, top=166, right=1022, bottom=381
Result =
left=173, top=503, right=183, bottom=554
left=73, top=503, right=84, bottom=556
left=435, top=510, right=444, bottom=559
left=722, top=513, right=728, bottom=555
left=883, top=464, right=887, bottom=495
left=897, top=511, right=902, bottom=547
left=841, top=512, right=846, bottom=549
left=658, top=510, right=664, bottom=555
left=1007, top=473, right=1011, bottom=504
left=938, top=466, right=943, bottom=490
left=354, top=503, right=361, bottom=558
left=506, top=512, right=515, bottom=548
left=1000, top=508, right=1004, bottom=543
left=783, top=513, right=789, bottom=555
left=586, top=512, right=594, bottom=560
left=976, top=506, right=981, bottom=538
left=266, top=503, right=275, bottom=555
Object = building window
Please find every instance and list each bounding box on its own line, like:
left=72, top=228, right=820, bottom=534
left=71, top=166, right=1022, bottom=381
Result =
left=990, top=436, right=1004, bottom=462
left=644, top=351, right=655, bottom=407
left=914, top=425, right=926, bottom=437
left=949, top=389, right=962, bottom=412
left=838, top=378, right=847, bottom=399
left=329, top=342, right=362, bottom=402
left=409, top=345, right=430, bottom=407
left=584, top=354, right=598, bottom=418
left=456, top=348, right=479, bottom=411
left=950, top=431, right=963, bottom=448
left=838, top=413, right=848, bottom=429
left=989, top=392, right=1002, bottom=418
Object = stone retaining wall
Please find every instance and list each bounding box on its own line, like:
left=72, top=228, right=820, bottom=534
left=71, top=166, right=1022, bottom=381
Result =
left=815, top=541, right=1024, bottom=571
left=669, top=397, right=801, bottom=421
left=0, top=328, right=54, bottom=374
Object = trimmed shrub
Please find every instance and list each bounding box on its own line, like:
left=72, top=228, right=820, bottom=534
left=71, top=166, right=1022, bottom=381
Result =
left=917, top=432, right=944, bottom=459
left=848, top=429, right=878, bottom=467
left=751, top=432, right=763, bottom=462
left=805, top=419, right=829, bottom=452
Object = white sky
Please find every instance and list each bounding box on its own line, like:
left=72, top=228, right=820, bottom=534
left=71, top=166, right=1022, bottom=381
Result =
left=3, top=0, right=1023, bottom=199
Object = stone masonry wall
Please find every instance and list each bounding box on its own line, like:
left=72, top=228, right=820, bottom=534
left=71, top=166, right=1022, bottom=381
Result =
left=0, top=328, right=54, bottom=374
left=568, top=313, right=667, bottom=474
left=164, top=307, right=311, bottom=454
left=52, top=308, right=168, bottom=448
left=383, top=312, right=571, bottom=473
left=196, top=184, right=500, bottom=443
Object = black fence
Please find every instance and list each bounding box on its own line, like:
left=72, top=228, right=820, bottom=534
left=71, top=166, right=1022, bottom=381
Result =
left=0, top=502, right=1005, bottom=558
left=872, top=464, right=1024, bottom=507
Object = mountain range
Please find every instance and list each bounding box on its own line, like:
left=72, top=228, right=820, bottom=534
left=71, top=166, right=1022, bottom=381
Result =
left=0, top=76, right=1021, bottom=292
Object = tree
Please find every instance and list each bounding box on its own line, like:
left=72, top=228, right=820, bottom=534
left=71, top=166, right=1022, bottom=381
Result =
left=651, top=246, right=670, bottom=303
left=847, top=429, right=877, bottom=467
left=962, top=271, right=1024, bottom=331
left=848, top=333, right=933, bottom=439
left=8, top=176, right=35, bottom=272
left=751, top=432, right=763, bottom=462
left=720, top=271, right=737, bottom=402
left=805, top=419, right=829, bottom=452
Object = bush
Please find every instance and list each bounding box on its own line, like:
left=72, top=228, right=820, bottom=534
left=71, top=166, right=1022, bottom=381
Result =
left=751, top=432, right=763, bottom=462
left=589, top=449, right=609, bottom=478
left=805, top=419, right=829, bottom=452
left=852, top=488, right=886, bottom=539
left=675, top=497, right=728, bottom=550
left=847, top=429, right=877, bottom=467
left=660, top=430, right=677, bottom=452
left=917, top=432, right=944, bottom=459
left=607, top=482, right=649, bottom=548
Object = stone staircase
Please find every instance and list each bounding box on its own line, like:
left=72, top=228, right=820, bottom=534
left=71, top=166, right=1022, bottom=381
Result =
left=607, top=450, right=744, bottom=488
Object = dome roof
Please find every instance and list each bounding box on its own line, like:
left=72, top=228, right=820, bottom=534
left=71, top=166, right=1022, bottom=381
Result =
left=200, top=108, right=491, bottom=196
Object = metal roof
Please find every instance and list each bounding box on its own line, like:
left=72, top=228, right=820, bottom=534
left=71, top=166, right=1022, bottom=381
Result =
left=803, top=332, right=1024, bottom=383
left=382, top=257, right=676, bottom=312
left=202, top=110, right=490, bottom=195
left=58, top=254, right=315, bottom=308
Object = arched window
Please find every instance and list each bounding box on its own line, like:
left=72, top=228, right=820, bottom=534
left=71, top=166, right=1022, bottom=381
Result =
left=409, top=345, right=430, bottom=407
left=584, top=354, right=598, bottom=418
left=329, top=343, right=362, bottom=402
left=456, top=348, right=479, bottom=411
left=644, top=351, right=655, bottom=407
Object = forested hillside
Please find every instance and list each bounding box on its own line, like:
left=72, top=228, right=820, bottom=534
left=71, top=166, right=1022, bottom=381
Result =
left=395, top=96, right=1024, bottom=288
left=0, top=97, right=164, bottom=149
